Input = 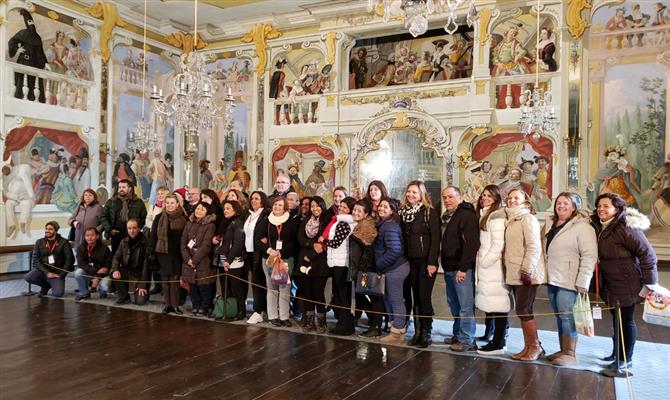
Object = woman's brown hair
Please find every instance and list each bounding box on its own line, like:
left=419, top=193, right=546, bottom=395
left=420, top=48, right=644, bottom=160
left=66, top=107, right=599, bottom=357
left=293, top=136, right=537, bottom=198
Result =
left=476, top=184, right=502, bottom=230
left=78, top=188, right=98, bottom=206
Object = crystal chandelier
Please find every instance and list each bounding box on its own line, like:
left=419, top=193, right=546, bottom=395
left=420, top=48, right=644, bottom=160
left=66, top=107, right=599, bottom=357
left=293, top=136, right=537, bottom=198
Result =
left=367, top=0, right=477, bottom=37
left=517, top=0, right=558, bottom=138
left=150, top=0, right=235, bottom=154
left=128, top=0, right=161, bottom=153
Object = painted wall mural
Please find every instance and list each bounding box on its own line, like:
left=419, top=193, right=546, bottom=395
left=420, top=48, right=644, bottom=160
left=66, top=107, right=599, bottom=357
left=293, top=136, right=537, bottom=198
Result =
left=205, top=55, right=254, bottom=192
left=3, top=122, right=89, bottom=241
left=588, top=1, right=669, bottom=229
left=461, top=133, right=553, bottom=211
left=490, top=7, right=559, bottom=109
left=348, top=28, right=473, bottom=89
left=268, top=48, right=330, bottom=125
left=110, top=44, right=176, bottom=201
left=6, top=6, right=93, bottom=106
left=272, top=144, right=335, bottom=204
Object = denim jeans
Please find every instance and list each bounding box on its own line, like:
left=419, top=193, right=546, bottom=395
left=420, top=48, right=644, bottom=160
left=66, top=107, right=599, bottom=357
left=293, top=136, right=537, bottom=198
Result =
left=444, top=270, right=476, bottom=343
left=547, top=284, right=578, bottom=337
left=384, top=261, right=410, bottom=329
left=74, top=268, right=110, bottom=296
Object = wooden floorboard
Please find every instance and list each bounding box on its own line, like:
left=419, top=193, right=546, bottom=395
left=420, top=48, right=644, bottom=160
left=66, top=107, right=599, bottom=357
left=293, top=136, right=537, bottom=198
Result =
left=0, top=296, right=616, bottom=400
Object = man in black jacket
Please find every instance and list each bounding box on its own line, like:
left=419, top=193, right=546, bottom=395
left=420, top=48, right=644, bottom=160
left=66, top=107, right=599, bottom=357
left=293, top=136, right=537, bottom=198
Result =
left=111, top=219, right=150, bottom=305
left=440, top=186, right=480, bottom=352
left=25, top=221, right=74, bottom=297
left=101, top=179, right=147, bottom=255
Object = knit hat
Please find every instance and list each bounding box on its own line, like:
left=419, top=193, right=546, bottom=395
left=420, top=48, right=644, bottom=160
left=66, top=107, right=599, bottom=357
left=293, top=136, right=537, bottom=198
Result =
left=173, top=187, right=187, bottom=200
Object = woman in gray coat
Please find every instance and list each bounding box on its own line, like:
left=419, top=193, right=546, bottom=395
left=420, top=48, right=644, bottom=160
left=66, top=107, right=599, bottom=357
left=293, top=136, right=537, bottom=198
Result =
left=181, top=202, right=217, bottom=316
left=541, top=192, right=597, bottom=366
left=68, top=188, right=103, bottom=249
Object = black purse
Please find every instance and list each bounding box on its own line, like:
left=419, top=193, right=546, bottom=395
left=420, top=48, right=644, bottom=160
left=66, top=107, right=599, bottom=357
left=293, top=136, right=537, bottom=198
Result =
left=355, top=271, right=385, bottom=296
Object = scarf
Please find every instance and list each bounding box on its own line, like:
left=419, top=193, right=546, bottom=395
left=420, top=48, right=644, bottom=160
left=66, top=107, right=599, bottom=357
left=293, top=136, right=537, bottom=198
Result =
left=268, top=211, right=289, bottom=226
left=441, top=208, right=456, bottom=225
left=305, top=216, right=320, bottom=239
left=399, top=202, right=423, bottom=223
left=321, top=215, right=338, bottom=248
left=118, top=193, right=130, bottom=222
left=155, top=209, right=187, bottom=254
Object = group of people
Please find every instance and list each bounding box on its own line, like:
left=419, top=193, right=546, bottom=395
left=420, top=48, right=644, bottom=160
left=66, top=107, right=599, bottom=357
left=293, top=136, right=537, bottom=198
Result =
left=24, top=173, right=658, bottom=371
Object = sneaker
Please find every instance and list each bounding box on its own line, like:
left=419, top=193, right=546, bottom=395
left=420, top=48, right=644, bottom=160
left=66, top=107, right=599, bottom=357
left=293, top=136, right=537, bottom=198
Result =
left=477, top=342, right=507, bottom=355
left=281, top=319, right=292, bottom=327
left=450, top=341, right=478, bottom=352
left=75, top=294, right=91, bottom=301
left=247, top=312, right=263, bottom=324
left=115, top=297, right=131, bottom=305
left=173, top=307, right=184, bottom=315
left=38, top=287, right=49, bottom=298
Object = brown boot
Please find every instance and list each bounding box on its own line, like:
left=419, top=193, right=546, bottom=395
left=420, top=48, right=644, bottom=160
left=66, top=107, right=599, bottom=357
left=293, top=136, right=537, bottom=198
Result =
left=518, top=320, right=545, bottom=361
left=552, top=336, right=578, bottom=366
left=546, top=333, right=564, bottom=361
left=315, top=313, right=327, bottom=334
left=380, top=327, right=406, bottom=345
left=511, top=321, right=531, bottom=360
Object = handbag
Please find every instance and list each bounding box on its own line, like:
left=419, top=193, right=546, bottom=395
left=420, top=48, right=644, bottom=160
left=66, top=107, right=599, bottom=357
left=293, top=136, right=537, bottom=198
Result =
left=355, top=271, right=385, bottom=297
left=573, top=293, right=595, bottom=337
left=270, top=260, right=289, bottom=287
left=212, top=273, right=238, bottom=320
left=643, top=292, right=670, bottom=327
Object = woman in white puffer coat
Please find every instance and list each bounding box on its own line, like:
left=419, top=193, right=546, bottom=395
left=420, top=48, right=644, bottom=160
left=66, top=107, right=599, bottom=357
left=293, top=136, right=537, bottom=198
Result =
left=474, top=185, right=512, bottom=355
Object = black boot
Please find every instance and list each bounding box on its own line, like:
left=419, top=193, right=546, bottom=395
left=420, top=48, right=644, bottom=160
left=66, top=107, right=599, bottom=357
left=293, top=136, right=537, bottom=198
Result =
left=416, top=319, right=432, bottom=348
left=407, top=316, right=422, bottom=346
left=477, top=315, right=495, bottom=342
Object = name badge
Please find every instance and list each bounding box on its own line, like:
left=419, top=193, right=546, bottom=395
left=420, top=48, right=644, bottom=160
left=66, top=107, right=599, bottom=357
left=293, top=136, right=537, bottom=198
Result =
left=89, top=262, right=94, bottom=268
left=48, top=255, right=55, bottom=264
left=276, top=240, right=283, bottom=250
left=187, top=239, right=196, bottom=249
left=592, top=305, right=602, bottom=320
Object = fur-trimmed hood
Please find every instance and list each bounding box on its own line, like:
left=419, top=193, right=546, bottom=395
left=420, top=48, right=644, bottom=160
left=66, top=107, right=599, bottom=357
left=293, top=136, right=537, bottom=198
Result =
left=590, top=207, right=650, bottom=231
left=352, top=216, right=377, bottom=246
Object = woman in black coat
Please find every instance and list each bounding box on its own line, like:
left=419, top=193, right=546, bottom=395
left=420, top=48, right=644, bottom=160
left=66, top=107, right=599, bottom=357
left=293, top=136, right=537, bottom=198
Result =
left=296, top=196, right=330, bottom=333
left=349, top=199, right=381, bottom=337
left=216, top=200, right=247, bottom=320
left=399, top=180, right=441, bottom=348
left=591, top=193, right=658, bottom=371
left=151, top=194, right=187, bottom=314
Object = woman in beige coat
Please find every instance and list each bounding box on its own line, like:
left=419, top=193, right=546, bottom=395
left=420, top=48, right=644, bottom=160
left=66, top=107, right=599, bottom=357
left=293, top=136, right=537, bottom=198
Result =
left=541, top=192, right=597, bottom=366
left=504, top=188, right=545, bottom=361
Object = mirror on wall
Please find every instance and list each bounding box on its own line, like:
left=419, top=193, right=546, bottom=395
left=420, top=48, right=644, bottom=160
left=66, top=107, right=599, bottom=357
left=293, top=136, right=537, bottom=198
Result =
left=358, top=129, right=442, bottom=213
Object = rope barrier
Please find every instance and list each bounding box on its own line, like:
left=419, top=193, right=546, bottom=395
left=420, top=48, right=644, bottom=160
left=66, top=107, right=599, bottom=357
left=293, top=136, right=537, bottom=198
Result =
left=43, top=263, right=613, bottom=321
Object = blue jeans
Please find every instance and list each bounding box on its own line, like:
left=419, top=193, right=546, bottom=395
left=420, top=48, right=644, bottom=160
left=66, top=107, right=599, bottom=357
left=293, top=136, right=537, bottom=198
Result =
left=384, top=262, right=410, bottom=329
left=74, top=268, right=110, bottom=296
left=444, top=270, right=476, bottom=343
left=547, top=284, right=578, bottom=337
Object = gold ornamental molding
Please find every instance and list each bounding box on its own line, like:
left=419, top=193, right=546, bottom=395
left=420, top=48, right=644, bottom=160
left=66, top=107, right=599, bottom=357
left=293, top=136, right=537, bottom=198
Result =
left=566, top=0, right=592, bottom=39
left=323, top=31, right=339, bottom=65
left=477, top=7, right=493, bottom=63
left=166, top=32, right=207, bottom=55
left=241, top=23, right=282, bottom=76
left=87, top=0, right=128, bottom=63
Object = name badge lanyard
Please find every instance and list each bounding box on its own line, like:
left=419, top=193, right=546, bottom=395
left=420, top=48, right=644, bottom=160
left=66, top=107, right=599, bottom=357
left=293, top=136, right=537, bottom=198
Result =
left=46, top=240, right=57, bottom=265
left=275, top=224, right=283, bottom=249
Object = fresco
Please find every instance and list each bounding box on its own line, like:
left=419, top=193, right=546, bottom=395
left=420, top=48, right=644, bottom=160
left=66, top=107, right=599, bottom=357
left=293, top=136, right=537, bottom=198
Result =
left=204, top=55, right=254, bottom=192
left=272, top=144, right=336, bottom=204
left=6, top=6, right=93, bottom=105
left=110, top=44, right=176, bottom=201
left=461, top=133, right=553, bottom=211
left=587, top=1, right=669, bottom=222
left=3, top=122, right=90, bottom=241
left=490, top=7, right=559, bottom=109
left=349, top=28, right=473, bottom=89
left=268, top=48, right=330, bottom=125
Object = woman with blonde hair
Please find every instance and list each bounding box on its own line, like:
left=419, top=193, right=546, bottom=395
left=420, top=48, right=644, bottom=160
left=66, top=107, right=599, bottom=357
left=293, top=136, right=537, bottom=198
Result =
left=504, top=188, right=545, bottom=361
left=224, top=188, right=248, bottom=212
left=475, top=185, right=511, bottom=355
left=399, top=180, right=441, bottom=348
left=541, top=192, right=597, bottom=366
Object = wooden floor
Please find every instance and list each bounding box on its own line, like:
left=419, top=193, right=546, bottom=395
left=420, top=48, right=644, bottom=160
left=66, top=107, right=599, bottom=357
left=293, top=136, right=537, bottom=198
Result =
left=0, top=296, right=615, bottom=400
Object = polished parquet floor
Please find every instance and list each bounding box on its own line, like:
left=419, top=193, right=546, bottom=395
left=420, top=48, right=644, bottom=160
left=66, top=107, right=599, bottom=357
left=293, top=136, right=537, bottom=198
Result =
left=0, top=296, right=615, bottom=400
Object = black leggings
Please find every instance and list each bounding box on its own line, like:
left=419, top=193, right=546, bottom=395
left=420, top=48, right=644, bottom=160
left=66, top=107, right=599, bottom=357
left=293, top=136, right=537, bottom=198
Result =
left=610, top=304, right=637, bottom=360
left=404, top=257, right=437, bottom=323
left=247, top=252, right=266, bottom=313
left=331, top=266, right=352, bottom=320
left=357, top=293, right=385, bottom=327
left=301, top=276, right=328, bottom=314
